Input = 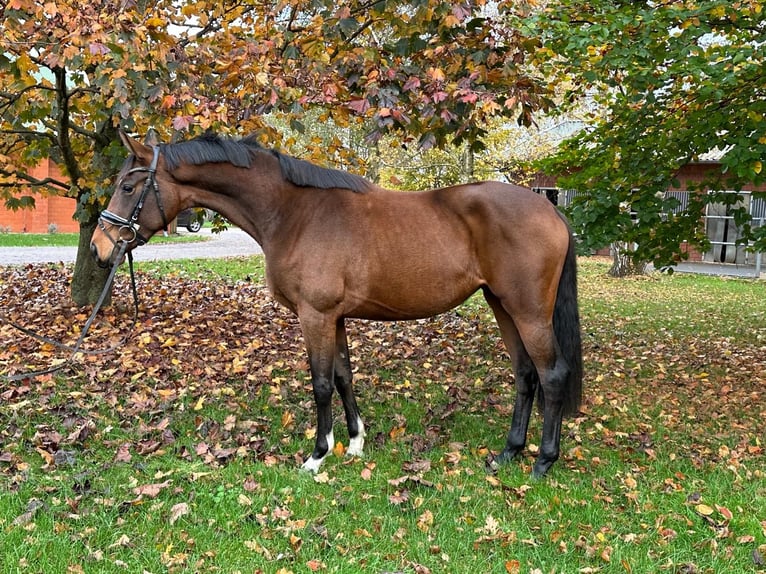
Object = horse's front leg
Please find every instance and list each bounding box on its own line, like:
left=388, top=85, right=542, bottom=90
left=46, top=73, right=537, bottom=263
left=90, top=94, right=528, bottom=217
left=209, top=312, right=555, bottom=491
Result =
left=334, top=320, right=365, bottom=457
left=299, top=309, right=338, bottom=473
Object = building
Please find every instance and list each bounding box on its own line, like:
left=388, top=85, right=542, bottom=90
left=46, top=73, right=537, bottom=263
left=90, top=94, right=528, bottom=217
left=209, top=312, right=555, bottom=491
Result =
left=0, top=158, right=79, bottom=233
left=531, top=161, right=766, bottom=268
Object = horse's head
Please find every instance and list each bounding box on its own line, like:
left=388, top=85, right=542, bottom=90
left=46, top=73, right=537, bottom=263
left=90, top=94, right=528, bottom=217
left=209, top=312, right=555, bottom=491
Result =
left=91, top=130, right=181, bottom=267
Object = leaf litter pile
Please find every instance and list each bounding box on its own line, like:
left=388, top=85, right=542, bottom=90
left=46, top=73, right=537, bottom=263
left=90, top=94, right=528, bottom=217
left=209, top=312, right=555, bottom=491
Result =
left=1, top=259, right=765, bottom=574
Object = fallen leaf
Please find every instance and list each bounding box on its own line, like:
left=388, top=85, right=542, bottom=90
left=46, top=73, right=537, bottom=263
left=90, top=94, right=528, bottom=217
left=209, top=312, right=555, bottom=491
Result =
left=313, top=471, right=330, bottom=484
left=12, top=499, right=46, bottom=527
left=169, top=502, right=189, bottom=524
left=389, top=490, right=409, bottom=505
left=133, top=480, right=171, bottom=498
left=360, top=463, right=374, bottom=480
left=114, top=443, right=132, bottom=463
left=332, top=441, right=346, bottom=457
left=696, top=504, right=715, bottom=517
left=109, top=534, right=131, bottom=548
left=417, top=509, right=434, bottom=532
left=716, top=505, right=733, bottom=521
left=403, top=459, right=431, bottom=474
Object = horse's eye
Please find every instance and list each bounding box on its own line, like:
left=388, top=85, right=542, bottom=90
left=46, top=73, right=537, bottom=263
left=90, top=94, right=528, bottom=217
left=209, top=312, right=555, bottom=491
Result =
left=121, top=183, right=134, bottom=194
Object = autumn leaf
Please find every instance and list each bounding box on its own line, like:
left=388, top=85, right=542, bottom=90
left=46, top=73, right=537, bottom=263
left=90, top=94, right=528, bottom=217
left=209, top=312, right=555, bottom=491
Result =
left=169, top=503, right=189, bottom=525
left=12, top=499, right=45, bottom=527
left=133, top=481, right=171, bottom=499
left=402, top=459, right=431, bottom=474
left=696, top=504, right=715, bottom=517
left=332, top=441, right=346, bottom=457
left=389, top=490, right=409, bottom=506
left=114, top=443, right=132, bottom=463
left=313, top=471, right=331, bottom=484
left=360, top=462, right=375, bottom=480
left=416, top=509, right=434, bottom=533
left=109, top=534, right=132, bottom=548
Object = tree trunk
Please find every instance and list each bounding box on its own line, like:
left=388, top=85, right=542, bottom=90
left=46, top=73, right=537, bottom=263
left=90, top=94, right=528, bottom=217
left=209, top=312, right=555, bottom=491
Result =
left=608, top=242, right=648, bottom=277
left=71, top=217, right=112, bottom=307
left=461, top=146, right=475, bottom=181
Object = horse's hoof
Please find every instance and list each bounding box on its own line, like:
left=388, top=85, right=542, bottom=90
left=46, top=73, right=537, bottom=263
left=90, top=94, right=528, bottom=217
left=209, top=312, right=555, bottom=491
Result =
left=486, top=448, right=521, bottom=472
left=345, top=435, right=365, bottom=458
left=300, top=456, right=323, bottom=473
left=531, top=457, right=556, bottom=479
left=530, top=468, right=546, bottom=480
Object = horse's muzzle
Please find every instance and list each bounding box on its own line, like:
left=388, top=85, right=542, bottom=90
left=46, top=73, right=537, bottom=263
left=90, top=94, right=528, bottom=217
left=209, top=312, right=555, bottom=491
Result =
left=91, top=242, right=112, bottom=268
left=90, top=239, right=128, bottom=269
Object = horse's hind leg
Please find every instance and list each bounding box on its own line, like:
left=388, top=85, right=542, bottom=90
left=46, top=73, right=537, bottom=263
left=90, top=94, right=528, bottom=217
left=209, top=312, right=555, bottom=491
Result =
left=334, top=320, right=365, bottom=457
left=483, top=289, right=539, bottom=464
left=514, top=319, right=570, bottom=478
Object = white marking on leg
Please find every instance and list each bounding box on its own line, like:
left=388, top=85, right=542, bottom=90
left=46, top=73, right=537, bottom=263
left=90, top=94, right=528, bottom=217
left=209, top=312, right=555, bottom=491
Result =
left=300, top=430, right=334, bottom=473
left=346, top=417, right=365, bottom=458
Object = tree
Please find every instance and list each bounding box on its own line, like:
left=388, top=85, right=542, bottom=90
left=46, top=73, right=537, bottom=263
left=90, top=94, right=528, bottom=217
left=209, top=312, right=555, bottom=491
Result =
left=1, top=0, right=197, bottom=304
left=529, top=0, right=766, bottom=274
left=2, top=0, right=555, bottom=304
left=376, top=116, right=560, bottom=191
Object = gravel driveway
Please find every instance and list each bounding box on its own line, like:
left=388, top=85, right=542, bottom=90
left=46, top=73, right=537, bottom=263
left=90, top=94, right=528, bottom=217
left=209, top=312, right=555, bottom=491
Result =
left=0, top=228, right=261, bottom=265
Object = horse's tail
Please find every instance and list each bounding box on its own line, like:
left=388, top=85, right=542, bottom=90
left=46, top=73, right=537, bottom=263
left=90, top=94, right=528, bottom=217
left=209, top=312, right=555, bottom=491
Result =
left=551, top=217, right=583, bottom=416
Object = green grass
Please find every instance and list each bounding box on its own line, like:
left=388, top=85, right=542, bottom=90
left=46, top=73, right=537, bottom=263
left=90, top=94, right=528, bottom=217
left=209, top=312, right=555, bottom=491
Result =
left=1, top=258, right=765, bottom=574
left=128, top=255, right=266, bottom=282
left=0, top=232, right=207, bottom=247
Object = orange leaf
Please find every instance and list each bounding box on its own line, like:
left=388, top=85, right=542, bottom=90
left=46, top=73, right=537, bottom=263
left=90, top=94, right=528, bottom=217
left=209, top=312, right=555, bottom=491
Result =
left=332, top=441, right=346, bottom=457
left=160, top=95, right=176, bottom=110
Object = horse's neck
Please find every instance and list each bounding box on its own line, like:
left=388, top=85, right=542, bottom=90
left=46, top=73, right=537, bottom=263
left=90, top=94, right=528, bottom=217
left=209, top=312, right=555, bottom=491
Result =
left=184, top=162, right=287, bottom=248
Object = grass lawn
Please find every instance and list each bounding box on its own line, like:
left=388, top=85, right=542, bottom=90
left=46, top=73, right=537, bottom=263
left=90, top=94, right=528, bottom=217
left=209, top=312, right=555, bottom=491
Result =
left=1, top=257, right=764, bottom=573
left=0, top=232, right=207, bottom=248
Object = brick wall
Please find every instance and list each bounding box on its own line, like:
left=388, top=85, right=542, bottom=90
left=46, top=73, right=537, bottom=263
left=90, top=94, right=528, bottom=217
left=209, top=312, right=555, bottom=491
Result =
left=0, top=159, right=79, bottom=233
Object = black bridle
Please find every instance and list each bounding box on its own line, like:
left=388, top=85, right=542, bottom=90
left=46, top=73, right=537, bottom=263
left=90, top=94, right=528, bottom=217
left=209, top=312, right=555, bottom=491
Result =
left=98, top=145, right=169, bottom=250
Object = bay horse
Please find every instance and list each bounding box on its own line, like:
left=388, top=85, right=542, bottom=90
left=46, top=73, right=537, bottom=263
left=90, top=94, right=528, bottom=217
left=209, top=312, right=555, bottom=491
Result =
left=91, top=131, right=583, bottom=478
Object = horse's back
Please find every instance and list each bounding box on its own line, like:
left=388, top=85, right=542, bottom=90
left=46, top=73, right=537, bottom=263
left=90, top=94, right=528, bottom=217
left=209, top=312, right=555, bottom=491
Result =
left=434, top=181, right=570, bottom=253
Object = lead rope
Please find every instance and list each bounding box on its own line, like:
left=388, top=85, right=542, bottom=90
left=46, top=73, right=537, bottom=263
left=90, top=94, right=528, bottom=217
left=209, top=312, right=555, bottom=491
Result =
left=1, top=241, right=140, bottom=382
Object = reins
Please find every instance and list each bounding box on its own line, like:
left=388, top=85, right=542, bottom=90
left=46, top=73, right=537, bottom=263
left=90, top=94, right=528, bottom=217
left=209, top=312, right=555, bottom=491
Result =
left=1, top=241, right=141, bottom=382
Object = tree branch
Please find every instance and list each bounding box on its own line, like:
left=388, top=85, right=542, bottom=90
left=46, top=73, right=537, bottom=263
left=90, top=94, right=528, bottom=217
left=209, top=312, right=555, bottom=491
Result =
left=0, top=128, right=57, bottom=143
left=0, top=170, right=70, bottom=192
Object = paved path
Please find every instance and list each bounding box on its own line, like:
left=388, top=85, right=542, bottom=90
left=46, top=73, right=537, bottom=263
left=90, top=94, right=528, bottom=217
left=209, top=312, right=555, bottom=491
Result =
left=674, top=260, right=763, bottom=279
left=0, top=228, right=261, bottom=265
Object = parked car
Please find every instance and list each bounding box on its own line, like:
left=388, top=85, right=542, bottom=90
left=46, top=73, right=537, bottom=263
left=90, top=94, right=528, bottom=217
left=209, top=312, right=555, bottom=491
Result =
left=176, top=208, right=206, bottom=232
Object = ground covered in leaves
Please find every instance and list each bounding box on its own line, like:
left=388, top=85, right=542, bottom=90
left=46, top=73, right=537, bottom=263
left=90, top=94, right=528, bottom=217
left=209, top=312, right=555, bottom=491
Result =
left=1, top=258, right=765, bottom=574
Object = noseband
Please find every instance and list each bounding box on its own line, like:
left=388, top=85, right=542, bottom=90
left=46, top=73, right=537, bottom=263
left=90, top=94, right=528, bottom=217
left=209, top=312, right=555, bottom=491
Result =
left=98, top=145, right=169, bottom=249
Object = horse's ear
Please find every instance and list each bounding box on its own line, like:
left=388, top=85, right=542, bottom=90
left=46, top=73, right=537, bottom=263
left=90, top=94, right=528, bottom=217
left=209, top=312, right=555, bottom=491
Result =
left=119, top=129, right=153, bottom=163
left=118, top=129, right=136, bottom=151
left=144, top=128, right=160, bottom=147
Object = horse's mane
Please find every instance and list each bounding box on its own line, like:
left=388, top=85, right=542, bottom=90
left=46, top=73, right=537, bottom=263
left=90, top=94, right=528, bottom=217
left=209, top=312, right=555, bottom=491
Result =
left=160, top=132, right=372, bottom=194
